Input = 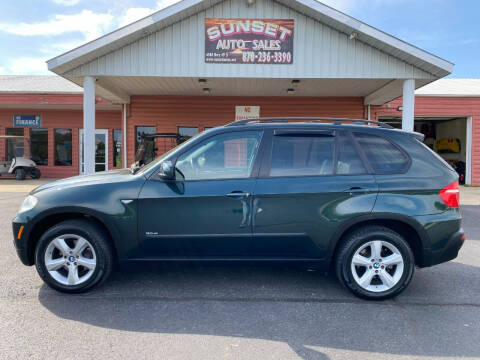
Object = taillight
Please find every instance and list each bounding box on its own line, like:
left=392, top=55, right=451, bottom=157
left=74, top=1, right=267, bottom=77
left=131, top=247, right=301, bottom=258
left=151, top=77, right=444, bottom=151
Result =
left=439, top=181, right=460, bottom=207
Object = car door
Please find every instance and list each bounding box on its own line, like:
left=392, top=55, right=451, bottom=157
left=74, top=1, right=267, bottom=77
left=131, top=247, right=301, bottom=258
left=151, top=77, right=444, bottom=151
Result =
left=251, top=128, right=378, bottom=259
left=137, top=129, right=264, bottom=258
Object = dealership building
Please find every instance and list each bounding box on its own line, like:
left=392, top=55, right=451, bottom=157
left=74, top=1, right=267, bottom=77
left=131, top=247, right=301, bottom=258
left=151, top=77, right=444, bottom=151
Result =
left=0, top=0, right=478, bottom=184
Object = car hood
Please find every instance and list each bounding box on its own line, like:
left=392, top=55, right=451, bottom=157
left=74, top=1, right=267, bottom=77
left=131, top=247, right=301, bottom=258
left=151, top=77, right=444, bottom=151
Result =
left=31, top=169, right=136, bottom=195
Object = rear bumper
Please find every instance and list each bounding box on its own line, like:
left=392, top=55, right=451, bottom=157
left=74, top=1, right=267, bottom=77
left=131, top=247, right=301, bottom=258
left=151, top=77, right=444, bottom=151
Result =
left=422, top=228, right=465, bottom=267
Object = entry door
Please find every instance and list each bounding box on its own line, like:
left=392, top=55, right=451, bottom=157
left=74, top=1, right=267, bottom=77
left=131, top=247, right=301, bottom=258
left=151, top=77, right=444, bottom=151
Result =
left=252, top=129, right=378, bottom=259
left=136, top=130, right=264, bottom=258
left=79, top=129, right=108, bottom=173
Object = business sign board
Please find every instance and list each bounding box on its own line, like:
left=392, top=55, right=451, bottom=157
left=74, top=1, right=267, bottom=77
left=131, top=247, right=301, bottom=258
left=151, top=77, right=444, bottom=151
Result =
left=235, top=106, right=260, bottom=121
left=205, top=18, right=294, bottom=64
left=13, top=115, right=41, bottom=127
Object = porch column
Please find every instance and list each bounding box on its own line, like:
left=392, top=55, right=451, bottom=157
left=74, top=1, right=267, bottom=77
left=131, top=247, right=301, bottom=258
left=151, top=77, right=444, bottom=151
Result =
left=83, top=76, right=96, bottom=174
left=402, top=79, right=415, bottom=131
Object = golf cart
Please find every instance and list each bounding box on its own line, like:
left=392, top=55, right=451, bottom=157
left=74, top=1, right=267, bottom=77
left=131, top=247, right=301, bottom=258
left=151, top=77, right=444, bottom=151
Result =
left=132, top=132, right=190, bottom=170
left=0, top=135, right=41, bottom=180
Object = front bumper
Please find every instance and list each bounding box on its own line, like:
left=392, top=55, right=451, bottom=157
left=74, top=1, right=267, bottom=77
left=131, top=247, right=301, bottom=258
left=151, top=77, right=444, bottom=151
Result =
left=422, top=228, right=465, bottom=267
left=12, top=218, right=33, bottom=266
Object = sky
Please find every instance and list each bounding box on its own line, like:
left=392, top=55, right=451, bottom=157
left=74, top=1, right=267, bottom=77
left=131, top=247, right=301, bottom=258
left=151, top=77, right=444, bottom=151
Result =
left=0, top=0, right=478, bottom=78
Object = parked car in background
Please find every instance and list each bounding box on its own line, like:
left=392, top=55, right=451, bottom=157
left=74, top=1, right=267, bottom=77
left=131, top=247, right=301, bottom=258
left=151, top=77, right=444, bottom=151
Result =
left=12, top=118, right=464, bottom=300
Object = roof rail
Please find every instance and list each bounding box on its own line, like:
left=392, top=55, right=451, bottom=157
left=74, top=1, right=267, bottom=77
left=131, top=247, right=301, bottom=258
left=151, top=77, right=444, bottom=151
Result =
left=227, top=117, right=393, bottom=129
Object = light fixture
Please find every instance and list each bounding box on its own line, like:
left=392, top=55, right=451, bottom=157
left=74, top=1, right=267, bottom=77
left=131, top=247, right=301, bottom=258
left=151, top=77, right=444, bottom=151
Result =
left=349, top=32, right=358, bottom=40
left=287, top=88, right=295, bottom=95
left=291, top=79, right=300, bottom=88
left=246, top=0, right=256, bottom=5
left=203, top=88, right=211, bottom=95
left=397, top=106, right=403, bottom=111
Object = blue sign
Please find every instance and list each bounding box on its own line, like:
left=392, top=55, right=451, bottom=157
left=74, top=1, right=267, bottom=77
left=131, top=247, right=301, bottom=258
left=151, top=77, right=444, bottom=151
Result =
left=13, top=115, right=41, bottom=127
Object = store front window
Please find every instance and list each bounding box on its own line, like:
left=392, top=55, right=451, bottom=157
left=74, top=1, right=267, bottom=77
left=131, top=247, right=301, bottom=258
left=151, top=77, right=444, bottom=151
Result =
left=113, top=129, right=122, bottom=168
left=5, top=128, right=24, bottom=161
left=30, top=128, right=48, bottom=165
left=136, top=126, right=155, bottom=153
left=54, top=129, right=72, bottom=166
left=178, top=126, right=198, bottom=141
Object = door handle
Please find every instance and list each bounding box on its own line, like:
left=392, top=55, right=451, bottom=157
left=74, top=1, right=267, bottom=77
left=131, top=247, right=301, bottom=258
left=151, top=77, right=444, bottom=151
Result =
left=343, top=187, right=370, bottom=196
left=225, top=191, right=250, bottom=198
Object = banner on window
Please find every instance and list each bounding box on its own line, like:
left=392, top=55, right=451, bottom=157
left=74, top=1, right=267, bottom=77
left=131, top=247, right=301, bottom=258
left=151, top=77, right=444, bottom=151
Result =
left=205, top=18, right=294, bottom=64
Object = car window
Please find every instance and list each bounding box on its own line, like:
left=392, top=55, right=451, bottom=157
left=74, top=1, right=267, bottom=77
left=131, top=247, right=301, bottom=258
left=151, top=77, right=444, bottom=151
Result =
left=269, top=135, right=335, bottom=177
left=354, top=132, right=409, bottom=173
left=176, top=131, right=262, bottom=180
left=336, top=131, right=366, bottom=175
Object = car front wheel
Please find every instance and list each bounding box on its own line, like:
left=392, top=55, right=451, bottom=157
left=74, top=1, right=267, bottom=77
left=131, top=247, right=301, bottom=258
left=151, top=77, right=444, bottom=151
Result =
left=335, top=225, right=415, bottom=300
left=35, top=219, right=115, bottom=293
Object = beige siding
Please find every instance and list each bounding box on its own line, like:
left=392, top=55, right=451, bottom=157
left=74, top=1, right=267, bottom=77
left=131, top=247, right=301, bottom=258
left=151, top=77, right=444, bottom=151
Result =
left=65, top=0, right=435, bottom=80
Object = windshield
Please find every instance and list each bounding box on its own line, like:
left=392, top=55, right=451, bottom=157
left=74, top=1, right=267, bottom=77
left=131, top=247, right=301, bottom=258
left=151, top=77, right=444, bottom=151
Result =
left=135, top=132, right=204, bottom=175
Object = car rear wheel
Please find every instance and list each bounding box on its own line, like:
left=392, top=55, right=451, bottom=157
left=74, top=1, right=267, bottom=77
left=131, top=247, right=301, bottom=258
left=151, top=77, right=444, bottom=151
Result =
left=15, top=168, right=26, bottom=180
left=335, top=225, right=415, bottom=300
left=35, top=219, right=115, bottom=293
left=30, top=168, right=41, bottom=179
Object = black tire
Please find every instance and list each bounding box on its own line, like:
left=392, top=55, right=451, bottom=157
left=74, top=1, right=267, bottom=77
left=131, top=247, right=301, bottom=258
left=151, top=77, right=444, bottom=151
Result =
left=15, top=168, right=26, bottom=180
left=30, top=168, right=41, bottom=179
left=35, top=219, right=115, bottom=293
left=335, top=225, right=415, bottom=300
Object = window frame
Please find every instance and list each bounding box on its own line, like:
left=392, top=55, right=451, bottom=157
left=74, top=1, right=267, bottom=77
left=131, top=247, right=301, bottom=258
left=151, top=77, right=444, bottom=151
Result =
left=259, top=128, right=378, bottom=179
left=152, top=128, right=266, bottom=182
left=352, top=131, right=412, bottom=175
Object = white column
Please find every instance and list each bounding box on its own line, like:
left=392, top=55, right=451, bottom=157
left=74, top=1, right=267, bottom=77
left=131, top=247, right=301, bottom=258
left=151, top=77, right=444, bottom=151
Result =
left=402, top=79, right=415, bottom=131
left=83, top=76, right=96, bottom=174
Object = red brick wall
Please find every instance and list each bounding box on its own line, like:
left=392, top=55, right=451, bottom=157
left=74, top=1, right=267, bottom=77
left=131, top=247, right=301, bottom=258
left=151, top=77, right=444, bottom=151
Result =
left=126, top=95, right=365, bottom=165
left=0, top=108, right=121, bottom=178
left=374, top=97, right=480, bottom=186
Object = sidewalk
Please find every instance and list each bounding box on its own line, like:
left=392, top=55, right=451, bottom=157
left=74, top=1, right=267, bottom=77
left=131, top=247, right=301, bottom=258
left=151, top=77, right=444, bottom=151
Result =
left=0, top=178, right=57, bottom=193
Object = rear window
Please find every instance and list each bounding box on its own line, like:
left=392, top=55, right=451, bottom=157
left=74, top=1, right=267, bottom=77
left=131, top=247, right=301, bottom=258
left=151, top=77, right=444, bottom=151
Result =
left=354, top=132, right=409, bottom=174
left=337, top=131, right=366, bottom=175
left=270, top=135, right=335, bottom=177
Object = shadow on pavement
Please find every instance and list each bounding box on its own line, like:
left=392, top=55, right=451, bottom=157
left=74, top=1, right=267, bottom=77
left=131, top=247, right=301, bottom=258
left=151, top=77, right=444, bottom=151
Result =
left=38, top=260, right=480, bottom=360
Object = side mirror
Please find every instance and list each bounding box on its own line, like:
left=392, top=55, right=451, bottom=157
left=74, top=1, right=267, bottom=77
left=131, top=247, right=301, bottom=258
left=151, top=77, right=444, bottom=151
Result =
left=157, top=160, right=175, bottom=181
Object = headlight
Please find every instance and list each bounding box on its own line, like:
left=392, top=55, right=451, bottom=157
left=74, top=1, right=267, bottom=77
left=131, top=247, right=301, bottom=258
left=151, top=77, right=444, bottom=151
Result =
left=19, top=195, right=37, bottom=213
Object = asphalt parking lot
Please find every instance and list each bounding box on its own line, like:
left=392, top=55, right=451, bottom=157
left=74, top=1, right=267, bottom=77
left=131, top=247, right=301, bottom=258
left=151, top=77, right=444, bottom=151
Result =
left=0, top=184, right=479, bottom=360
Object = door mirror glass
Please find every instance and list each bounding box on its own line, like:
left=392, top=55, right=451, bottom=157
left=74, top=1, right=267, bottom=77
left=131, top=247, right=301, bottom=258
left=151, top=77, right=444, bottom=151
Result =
left=157, top=160, right=175, bottom=180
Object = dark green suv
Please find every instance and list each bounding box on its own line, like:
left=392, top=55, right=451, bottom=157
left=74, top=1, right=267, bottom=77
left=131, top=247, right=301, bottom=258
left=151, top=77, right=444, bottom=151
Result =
left=12, top=118, right=465, bottom=300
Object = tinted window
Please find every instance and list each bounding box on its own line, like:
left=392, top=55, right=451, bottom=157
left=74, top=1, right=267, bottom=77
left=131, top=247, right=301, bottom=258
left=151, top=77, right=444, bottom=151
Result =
left=176, top=131, right=262, bottom=180
left=54, top=129, right=72, bottom=166
left=113, top=129, right=122, bottom=168
left=337, top=131, right=366, bottom=175
left=270, top=135, right=335, bottom=177
left=30, top=128, right=48, bottom=165
left=354, top=132, right=408, bottom=173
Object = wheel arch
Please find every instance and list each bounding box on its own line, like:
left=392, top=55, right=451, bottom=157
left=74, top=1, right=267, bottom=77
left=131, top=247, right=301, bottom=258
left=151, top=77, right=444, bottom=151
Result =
left=25, top=207, right=119, bottom=265
left=328, top=213, right=430, bottom=268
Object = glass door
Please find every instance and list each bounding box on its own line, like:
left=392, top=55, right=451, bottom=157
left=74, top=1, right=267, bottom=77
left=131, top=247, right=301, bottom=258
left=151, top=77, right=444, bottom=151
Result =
left=79, top=129, right=108, bottom=173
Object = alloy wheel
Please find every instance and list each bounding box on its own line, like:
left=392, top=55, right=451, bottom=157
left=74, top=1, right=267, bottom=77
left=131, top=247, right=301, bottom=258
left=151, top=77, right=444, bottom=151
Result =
left=350, top=240, right=404, bottom=293
left=44, top=234, right=97, bottom=286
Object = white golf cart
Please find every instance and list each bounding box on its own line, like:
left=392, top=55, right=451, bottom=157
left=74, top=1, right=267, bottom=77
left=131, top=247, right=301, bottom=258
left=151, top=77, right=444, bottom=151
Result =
left=0, top=135, right=41, bottom=180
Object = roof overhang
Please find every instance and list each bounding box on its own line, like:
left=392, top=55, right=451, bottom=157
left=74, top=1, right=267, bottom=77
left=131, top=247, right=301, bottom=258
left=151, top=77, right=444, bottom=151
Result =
left=47, top=0, right=453, bottom=105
